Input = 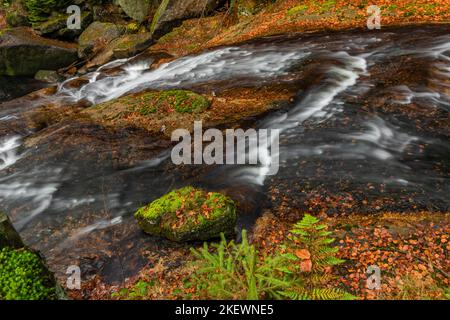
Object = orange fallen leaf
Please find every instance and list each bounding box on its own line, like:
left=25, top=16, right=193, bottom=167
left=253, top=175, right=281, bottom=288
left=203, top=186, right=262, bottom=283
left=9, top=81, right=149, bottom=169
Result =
left=294, top=249, right=311, bottom=260
left=300, top=259, right=312, bottom=272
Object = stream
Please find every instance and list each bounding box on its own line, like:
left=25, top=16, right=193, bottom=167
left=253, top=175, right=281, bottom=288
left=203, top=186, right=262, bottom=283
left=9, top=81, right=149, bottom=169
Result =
left=0, top=25, right=449, bottom=286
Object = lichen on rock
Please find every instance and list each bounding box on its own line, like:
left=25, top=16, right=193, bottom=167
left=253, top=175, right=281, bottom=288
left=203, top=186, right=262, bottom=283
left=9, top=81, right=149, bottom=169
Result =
left=135, top=186, right=236, bottom=242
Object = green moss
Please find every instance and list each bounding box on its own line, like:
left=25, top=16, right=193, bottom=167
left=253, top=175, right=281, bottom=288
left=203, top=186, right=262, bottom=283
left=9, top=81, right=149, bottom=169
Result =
left=156, top=25, right=182, bottom=45
left=126, top=22, right=139, bottom=34
left=23, top=0, right=69, bottom=22
left=98, top=89, right=210, bottom=116
left=135, top=186, right=237, bottom=242
left=287, top=5, right=308, bottom=15
left=318, top=0, right=336, bottom=13
left=0, top=247, right=56, bottom=300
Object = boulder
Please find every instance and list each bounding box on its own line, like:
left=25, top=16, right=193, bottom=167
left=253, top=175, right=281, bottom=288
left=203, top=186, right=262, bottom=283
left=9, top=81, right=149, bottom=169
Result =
left=34, top=11, right=93, bottom=40
left=82, top=32, right=153, bottom=70
left=0, top=76, right=47, bottom=102
left=33, top=14, right=67, bottom=35
left=135, top=186, right=236, bottom=242
left=78, top=21, right=125, bottom=58
left=112, top=32, right=153, bottom=58
left=0, top=211, right=24, bottom=249
left=150, top=0, right=224, bottom=39
left=0, top=211, right=67, bottom=300
left=34, top=70, right=62, bottom=83
left=116, top=0, right=156, bottom=22
left=0, top=28, right=78, bottom=76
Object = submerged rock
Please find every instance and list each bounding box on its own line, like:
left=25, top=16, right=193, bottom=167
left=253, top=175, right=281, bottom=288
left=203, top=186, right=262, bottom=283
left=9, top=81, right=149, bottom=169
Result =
left=0, top=28, right=78, bottom=76
left=78, top=21, right=125, bottom=58
left=150, top=0, right=223, bottom=38
left=135, top=186, right=236, bottom=242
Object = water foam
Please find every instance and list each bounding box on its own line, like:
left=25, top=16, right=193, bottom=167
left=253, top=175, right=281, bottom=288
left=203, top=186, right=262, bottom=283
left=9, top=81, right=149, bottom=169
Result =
left=0, top=136, right=22, bottom=170
left=57, top=46, right=309, bottom=104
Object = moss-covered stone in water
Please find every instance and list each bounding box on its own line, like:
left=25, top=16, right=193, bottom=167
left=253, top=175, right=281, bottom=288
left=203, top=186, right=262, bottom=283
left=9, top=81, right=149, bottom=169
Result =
left=135, top=186, right=236, bottom=242
left=0, top=247, right=56, bottom=300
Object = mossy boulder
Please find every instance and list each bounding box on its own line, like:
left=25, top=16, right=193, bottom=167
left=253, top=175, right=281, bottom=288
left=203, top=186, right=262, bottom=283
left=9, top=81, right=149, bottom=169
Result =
left=150, top=0, right=224, bottom=39
left=112, top=33, right=153, bottom=58
left=0, top=212, right=24, bottom=249
left=0, top=211, right=64, bottom=300
left=22, top=0, right=69, bottom=23
left=83, top=32, right=153, bottom=69
left=117, top=0, right=155, bottom=22
left=34, top=70, right=61, bottom=83
left=135, top=186, right=236, bottom=242
left=78, top=21, right=125, bottom=58
left=33, top=13, right=67, bottom=35
left=34, top=11, right=92, bottom=40
left=0, top=27, right=77, bottom=76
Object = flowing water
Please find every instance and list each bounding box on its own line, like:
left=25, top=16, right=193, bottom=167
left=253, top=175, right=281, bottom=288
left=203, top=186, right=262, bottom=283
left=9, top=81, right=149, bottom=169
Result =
left=0, top=25, right=449, bottom=285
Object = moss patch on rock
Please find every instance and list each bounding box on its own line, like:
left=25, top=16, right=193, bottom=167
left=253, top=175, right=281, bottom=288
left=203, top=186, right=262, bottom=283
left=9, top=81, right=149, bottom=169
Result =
left=84, top=86, right=293, bottom=136
left=96, top=89, right=209, bottom=115
left=135, top=90, right=210, bottom=114
left=135, top=186, right=236, bottom=242
left=0, top=247, right=56, bottom=300
left=85, top=89, right=211, bottom=134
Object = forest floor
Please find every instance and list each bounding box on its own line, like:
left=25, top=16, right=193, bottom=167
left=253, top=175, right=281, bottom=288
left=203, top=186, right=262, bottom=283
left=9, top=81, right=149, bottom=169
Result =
left=71, top=212, right=449, bottom=300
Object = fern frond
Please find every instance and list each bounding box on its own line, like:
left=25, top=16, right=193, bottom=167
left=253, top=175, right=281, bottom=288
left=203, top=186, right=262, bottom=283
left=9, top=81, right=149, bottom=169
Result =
left=311, top=288, right=355, bottom=300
